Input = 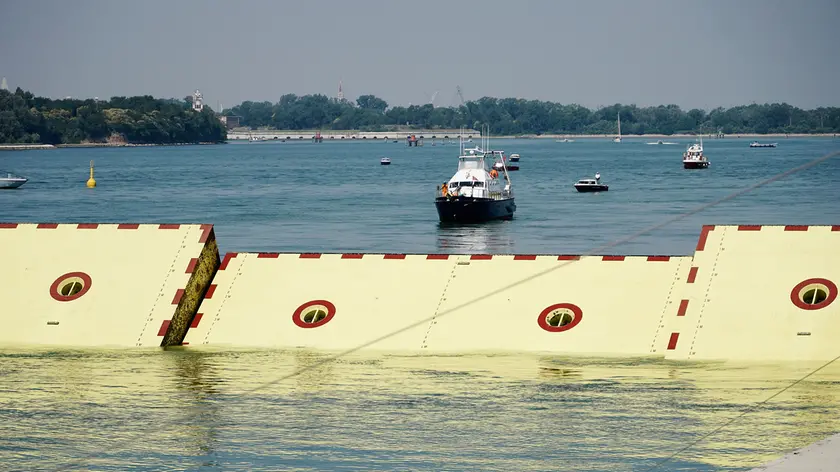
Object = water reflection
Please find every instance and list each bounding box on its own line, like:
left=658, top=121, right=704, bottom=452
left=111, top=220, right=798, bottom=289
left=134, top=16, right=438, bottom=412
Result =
left=436, top=220, right=515, bottom=253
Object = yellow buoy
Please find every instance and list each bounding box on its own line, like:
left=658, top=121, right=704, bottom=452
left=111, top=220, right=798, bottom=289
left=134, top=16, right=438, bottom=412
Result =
left=86, top=160, right=96, bottom=188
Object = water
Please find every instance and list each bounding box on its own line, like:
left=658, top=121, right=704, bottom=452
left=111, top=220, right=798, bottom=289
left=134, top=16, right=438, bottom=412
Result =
left=2, top=137, right=839, bottom=255
left=2, top=137, right=840, bottom=471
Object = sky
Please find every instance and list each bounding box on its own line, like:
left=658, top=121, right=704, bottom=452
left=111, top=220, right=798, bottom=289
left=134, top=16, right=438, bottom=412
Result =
left=1, top=0, right=838, bottom=111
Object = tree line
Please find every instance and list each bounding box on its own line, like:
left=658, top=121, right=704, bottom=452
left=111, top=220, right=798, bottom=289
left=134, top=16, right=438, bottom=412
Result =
left=0, top=87, right=227, bottom=145
left=228, top=94, right=840, bottom=135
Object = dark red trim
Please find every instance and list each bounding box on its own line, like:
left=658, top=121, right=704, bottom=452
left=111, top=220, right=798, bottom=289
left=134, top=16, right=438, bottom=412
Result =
left=37, top=223, right=58, bottom=229
left=257, top=253, right=279, bottom=258
left=696, top=225, right=715, bottom=251
left=557, top=255, right=580, bottom=261
left=470, top=254, right=492, bottom=260
left=602, top=255, right=625, bottom=261
left=157, top=320, right=171, bottom=336
left=341, top=253, right=364, bottom=259
left=0, top=223, right=18, bottom=229
left=219, top=253, right=237, bottom=270
left=537, top=303, right=584, bottom=333
left=159, top=224, right=180, bottom=230
left=687, top=267, right=699, bottom=284
left=118, top=224, right=139, bottom=229
left=77, top=223, right=99, bottom=229
left=790, top=278, right=838, bottom=311
left=185, top=258, right=198, bottom=274
left=784, top=225, right=808, bottom=231
left=677, top=299, right=689, bottom=316
left=832, top=226, right=840, bottom=232
left=383, top=254, right=406, bottom=259
left=199, top=224, right=213, bottom=243
left=514, top=255, right=537, bottom=260
left=49, top=272, right=93, bottom=302
left=666, top=333, right=679, bottom=350
left=427, top=254, right=449, bottom=260
left=737, top=225, right=761, bottom=231
left=647, top=256, right=670, bottom=262
left=190, top=313, right=203, bottom=329
left=204, top=285, right=217, bottom=299
left=299, top=253, right=322, bottom=259
left=172, top=289, right=185, bottom=305
left=292, top=300, right=337, bottom=329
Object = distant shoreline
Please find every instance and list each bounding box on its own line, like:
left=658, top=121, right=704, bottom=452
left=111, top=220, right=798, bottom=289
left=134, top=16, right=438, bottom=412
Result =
left=0, top=142, right=223, bottom=151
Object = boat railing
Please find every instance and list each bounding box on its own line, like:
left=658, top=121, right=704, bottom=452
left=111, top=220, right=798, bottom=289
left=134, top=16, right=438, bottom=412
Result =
left=436, top=182, right=512, bottom=201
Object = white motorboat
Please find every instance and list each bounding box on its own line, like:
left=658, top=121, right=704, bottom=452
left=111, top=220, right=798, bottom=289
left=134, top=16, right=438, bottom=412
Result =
left=0, top=171, right=28, bottom=189
left=682, top=138, right=710, bottom=169
left=380, top=157, right=391, bottom=165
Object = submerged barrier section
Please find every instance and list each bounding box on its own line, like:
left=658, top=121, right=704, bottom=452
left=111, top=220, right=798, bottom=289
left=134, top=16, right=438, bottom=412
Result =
left=2, top=222, right=838, bottom=360
left=0, top=223, right=219, bottom=348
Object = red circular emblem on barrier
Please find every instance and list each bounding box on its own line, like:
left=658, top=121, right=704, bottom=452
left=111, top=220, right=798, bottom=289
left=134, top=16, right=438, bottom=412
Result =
left=49, top=272, right=92, bottom=302
left=292, top=300, right=337, bottom=328
left=790, top=278, right=837, bottom=311
left=537, top=303, right=583, bottom=332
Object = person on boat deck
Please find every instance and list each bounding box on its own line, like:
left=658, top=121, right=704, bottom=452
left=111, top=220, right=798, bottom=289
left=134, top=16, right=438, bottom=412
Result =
left=490, top=169, right=499, bottom=179
left=441, top=182, right=448, bottom=197
left=595, top=172, right=601, bottom=183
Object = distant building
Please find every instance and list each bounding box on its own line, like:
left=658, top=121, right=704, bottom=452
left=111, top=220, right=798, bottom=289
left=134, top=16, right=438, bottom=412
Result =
left=337, top=80, right=344, bottom=102
left=192, top=89, right=204, bottom=112
left=219, top=115, right=241, bottom=129
left=0, top=77, right=7, bottom=91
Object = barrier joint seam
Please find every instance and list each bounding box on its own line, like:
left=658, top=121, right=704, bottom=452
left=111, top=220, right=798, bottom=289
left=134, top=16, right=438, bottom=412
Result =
left=137, top=228, right=190, bottom=345
left=651, top=258, right=685, bottom=353
left=420, top=258, right=459, bottom=349
left=203, top=254, right=243, bottom=344
left=689, top=226, right=727, bottom=358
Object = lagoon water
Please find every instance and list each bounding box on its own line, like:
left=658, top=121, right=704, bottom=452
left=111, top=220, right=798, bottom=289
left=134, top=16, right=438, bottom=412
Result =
left=2, top=137, right=840, bottom=471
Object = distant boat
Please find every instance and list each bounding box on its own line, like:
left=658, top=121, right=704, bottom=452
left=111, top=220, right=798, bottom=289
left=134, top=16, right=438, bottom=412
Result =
left=555, top=138, right=575, bottom=143
left=0, top=171, right=28, bottom=189
left=647, top=140, right=679, bottom=145
left=613, top=112, right=622, bottom=143
left=380, top=157, right=391, bottom=165
left=749, top=141, right=777, bottom=148
left=574, top=173, right=609, bottom=192
left=682, top=137, right=710, bottom=169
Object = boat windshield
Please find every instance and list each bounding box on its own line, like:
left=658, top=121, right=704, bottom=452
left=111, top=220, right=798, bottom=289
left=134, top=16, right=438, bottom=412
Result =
left=458, top=157, right=484, bottom=170
left=454, top=181, right=484, bottom=187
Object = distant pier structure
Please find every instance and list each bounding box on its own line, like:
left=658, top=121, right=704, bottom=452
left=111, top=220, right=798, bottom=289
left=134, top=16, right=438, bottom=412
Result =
left=192, top=89, right=204, bottom=112
left=406, top=134, right=422, bottom=147
left=313, top=131, right=323, bottom=143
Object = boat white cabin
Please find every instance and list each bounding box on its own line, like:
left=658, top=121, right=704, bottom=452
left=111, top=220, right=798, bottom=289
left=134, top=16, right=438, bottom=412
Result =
left=0, top=171, right=28, bottom=189
left=445, top=148, right=511, bottom=199
left=682, top=139, right=709, bottom=169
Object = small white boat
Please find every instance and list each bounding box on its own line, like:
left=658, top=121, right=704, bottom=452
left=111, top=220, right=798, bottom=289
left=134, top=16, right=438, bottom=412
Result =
left=682, top=138, right=710, bottom=169
left=648, top=140, right=679, bottom=145
left=555, top=138, right=575, bottom=143
left=613, top=112, right=622, bottom=142
left=380, top=157, right=391, bottom=165
left=749, top=141, right=777, bottom=148
left=509, top=153, right=520, bottom=162
left=0, top=171, right=28, bottom=189
left=574, top=173, right=609, bottom=192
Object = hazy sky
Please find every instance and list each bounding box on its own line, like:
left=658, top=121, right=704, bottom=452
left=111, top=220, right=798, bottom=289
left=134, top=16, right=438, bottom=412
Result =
left=1, top=0, right=838, bottom=111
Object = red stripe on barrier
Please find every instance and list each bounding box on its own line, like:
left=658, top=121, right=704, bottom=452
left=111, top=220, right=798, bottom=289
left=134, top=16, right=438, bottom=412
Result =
left=667, top=333, right=679, bottom=350
left=784, top=225, right=809, bottom=231
left=219, top=253, right=237, bottom=270
left=738, top=225, right=761, bottom=231
left=299, top=253, right=322, bottom=259
left=832, top=226, right=840, bottom=232
left=257, top=253, right=279, bottom=258
left=172, top=289, right=185, bottom=305
left=199, top=224, right=213, bottom=243
left=557, top=255, right=580, bottom=260
left=647, top=256, right=670, bottom=262
left=159, top=224, right=180, bottom=230
left=204, top=285, right=217, bottom=299
left=37, top=223, right=58, bottom=229
left=471, top=254, right=492, bottom=260
left=677, top=299, right=689, bottom=316
left=514, top=255, right=537, bottom=260
left=0, top=223, right=19, bottom=229
left=602, top=255, right=625, bottom=261
left=185, top=258, right=198, bottom=274
left=384, top=254, right=406, bottom=259
left=427, top=254, right=449, bottom=260
left=190, top=313, right=203, bottom=329
left=687, top=267, right=698, bottom=283
left=341, top=254, right=364, bottom=259
left=696, top=225, right=715, bottom=251
left=77, top=223, right=99, bottom=229
left=157, top=320, right=171, bottom=336
left=118, top=224, right=139, bottom=229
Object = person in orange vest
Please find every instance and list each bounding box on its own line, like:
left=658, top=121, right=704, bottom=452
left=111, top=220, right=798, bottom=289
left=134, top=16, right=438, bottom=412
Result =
left=442, top=182, right=448, bottom=197
left=490, top=169, right=499, bottom=179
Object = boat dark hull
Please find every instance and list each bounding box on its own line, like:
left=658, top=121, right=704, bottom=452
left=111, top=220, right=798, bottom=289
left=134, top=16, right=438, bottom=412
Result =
left=574, top=184, right=608, bottom=192
left=435, top=196, right=516, bottom=222
left=683, top=160, right=709, bottom=169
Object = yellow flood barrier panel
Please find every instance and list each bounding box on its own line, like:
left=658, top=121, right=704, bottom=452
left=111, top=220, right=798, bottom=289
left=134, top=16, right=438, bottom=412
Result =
left=665, top=225, right=840, bottom=361
left=0, top=223, right=218, bottom=347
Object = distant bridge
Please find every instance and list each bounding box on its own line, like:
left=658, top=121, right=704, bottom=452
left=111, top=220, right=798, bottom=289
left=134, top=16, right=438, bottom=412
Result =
left=226, top=129, right=481, bottom=141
